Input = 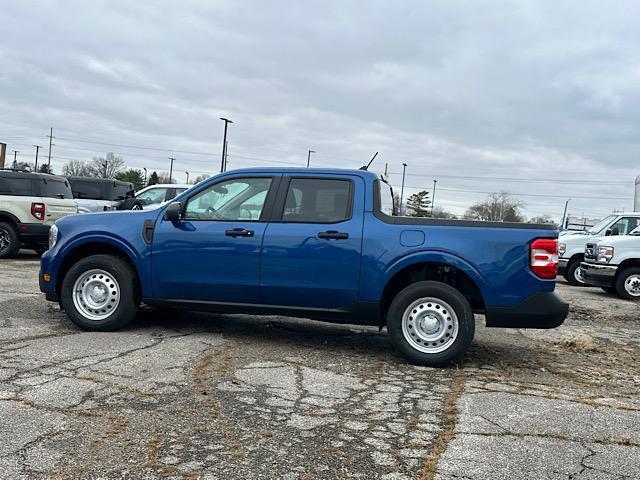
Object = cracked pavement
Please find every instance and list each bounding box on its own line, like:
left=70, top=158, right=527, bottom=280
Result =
left=1, top=253, right=639, bottom=479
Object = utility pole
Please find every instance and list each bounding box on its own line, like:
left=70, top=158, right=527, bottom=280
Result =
left=33, top=145, right=42, bottom=172
left=143, top=168, right=147, bottom=187
left=47, top=127, right=54, bottom=168
left=307, top=150, right=315, bottom=168
left=431, top=179, right=437, bottom=215
left=400, top=163, right=408, bottom=216
left=102, top=160, right=108, bottom=178
left=384, top=163, right=388, bottom=176
left=185, top=171, right=189, bottom=184
left=561, top=198, right=571, bottom=230
left=168, top=157, right=175, bottom=182
left=12, top=150, right=19, bottom=169
left=224, top=141, right=229, bottom=171
left=219, top=117, right=233, bottom=173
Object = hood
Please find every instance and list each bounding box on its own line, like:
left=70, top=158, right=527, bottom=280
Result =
left=55, top=208, right=158, bottom=229
left=559, top=233, right=595, bottom=245
left=590, top=234, right=640, bottom=248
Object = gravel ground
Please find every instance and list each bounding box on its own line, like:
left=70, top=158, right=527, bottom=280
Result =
left=0, top=253, right=638, bottom=479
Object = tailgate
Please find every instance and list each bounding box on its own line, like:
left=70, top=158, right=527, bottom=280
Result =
left=45, top=199, right=78, bottom=224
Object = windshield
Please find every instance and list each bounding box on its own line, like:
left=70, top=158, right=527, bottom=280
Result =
left=587, top=215, right=617, bottom=235
left=630, top=226, right=640, bottom=236
left=41, top=177, right=73, bottom=199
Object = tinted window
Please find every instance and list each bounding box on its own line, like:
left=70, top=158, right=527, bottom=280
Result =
left=282, top=178, right=351, bottom=223
left=70, top=180, right=103, bottom=199
left=379, top=180, right=394, bottom=216
left=184, top=178, right=272, bottom=221
left=4, top=177, right=34, bottom=196
left=40, top=177, right=73, bottom=199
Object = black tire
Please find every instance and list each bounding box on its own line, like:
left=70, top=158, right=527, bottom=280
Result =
left=32, top=245, right=47, bottom=256
left=387, top=281, right=475, bottom=367
left=60, top=254, right=139, bottom=331
left=601, top=287, right=617, bottom=294
left=564, top=260, right=586, bottom=286
left=614, top=267, right=640, bottom=301
left=0, top=222, right=20, bottom=259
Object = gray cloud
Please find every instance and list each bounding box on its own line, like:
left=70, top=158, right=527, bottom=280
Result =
left=1, top=0, right=639, bottom=219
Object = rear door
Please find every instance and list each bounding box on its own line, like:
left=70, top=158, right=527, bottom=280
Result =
left=260, top=174, right=364, bottom=308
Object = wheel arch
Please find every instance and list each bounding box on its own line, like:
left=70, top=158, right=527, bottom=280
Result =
left=55, top=240, right=142, bottom=301
left=0, top=211, right=20, bottom=226
left=380, top=253, right=486, bottom=319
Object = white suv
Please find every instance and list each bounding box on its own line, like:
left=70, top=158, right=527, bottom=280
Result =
left=0, top=170, right=78, bottom=258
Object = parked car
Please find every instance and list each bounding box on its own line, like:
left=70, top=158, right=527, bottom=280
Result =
left=118, top=184, right=190, bottom=210
left=580, top=227, right=640, bottom=299
left=558, top=213, right=640, bottom=285
left=39, top=168, right=567, bottom=366
left=0, top=169, right=77, bottom=258
left=68, top=177, right=135, bottom=213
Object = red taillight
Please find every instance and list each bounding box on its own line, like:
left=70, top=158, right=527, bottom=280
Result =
left=530, top=238, right=558, bottom=279
left=31, top=202, right=45, bottom=221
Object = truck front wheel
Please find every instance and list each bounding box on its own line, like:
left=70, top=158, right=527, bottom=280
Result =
left=60, top=254, right=139, bottom=331
left=387, top=281, right=475, bottom=367
left=564, top=260, right=586, bottom=286
left=614, top=267, right=640, bottom=300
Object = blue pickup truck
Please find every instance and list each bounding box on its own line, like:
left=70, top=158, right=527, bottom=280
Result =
left=40, top=168, right=568, bottom=366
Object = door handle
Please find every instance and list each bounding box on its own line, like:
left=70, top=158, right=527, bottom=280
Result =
left=225, top=228, right=254, bottom=238
left=318, top=230, right=349, bottom=240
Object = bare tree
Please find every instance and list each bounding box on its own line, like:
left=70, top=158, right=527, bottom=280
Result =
left=62, top=159, right=93, bottom=177
left=431, top=206, right=457, bottom=219
left=464, top=191, right=525, bottom=222
left=90, top=152, right=125, bottom=179
left=528, top=215, right=557, bottom=227
left=157, top=173, right=176, bottom=184
left=192, top=174, right=210, bottom=184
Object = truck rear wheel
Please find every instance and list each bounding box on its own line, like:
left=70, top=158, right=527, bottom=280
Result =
left=614, top=267, right=640, bottom=300
left=564, top=260, right=586, bottom=286
left=60, top=254, right=139, bottom=331
left=0, top=222, right=20, bottom=259
left=387, top=281, right=475, bottom=367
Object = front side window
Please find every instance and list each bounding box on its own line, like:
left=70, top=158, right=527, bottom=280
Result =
left=609, top=217, right=639, bottom=236
left=6, top=177, right=33, bottom=196
left=281, top=178, right=351, bottom=223
left=184, top=178, right=272, bottom=221
left=136, top=187, right=169, bottom=205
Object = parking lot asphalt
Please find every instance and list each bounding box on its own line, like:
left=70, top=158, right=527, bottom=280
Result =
left=1, top=254, right=639, bottom=480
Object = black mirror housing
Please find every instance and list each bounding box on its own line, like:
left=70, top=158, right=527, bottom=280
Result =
left=164, top=202, right=182, bottom=222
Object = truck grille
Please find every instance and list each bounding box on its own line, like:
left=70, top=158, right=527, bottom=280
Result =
left=585, top=243, right=597, bottom=261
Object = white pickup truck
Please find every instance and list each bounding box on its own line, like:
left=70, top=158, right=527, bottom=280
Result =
left=580, top=226, right=640, bottom=299
left=558, top=213, right=640, bottom=285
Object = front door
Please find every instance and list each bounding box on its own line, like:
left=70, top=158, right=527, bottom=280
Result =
left=260, top=175, right=364, bottom=308
left=151, top=175, right=278, bottom=303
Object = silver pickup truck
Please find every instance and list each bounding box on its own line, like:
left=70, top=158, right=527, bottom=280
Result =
left=581, top=226, right=640, bottom=299
left=68, top=177, right=135, bottom=213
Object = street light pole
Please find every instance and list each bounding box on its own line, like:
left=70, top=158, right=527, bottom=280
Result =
left=168, top=157, right=175, bottom=183
left=431, top=179, right=437, bottom=216
left=561, top=198, right=571, bottom=230
left=143, top=168, right=147, bottom=187
left=33, top=145, right=42, bottom=172
left=219, top=117, right=233, bottom=173
left=307, top=150, right=315, bottom=168
left=400, top=163, right=408, bottom=216
left=185, top=171, right=189, bottom=184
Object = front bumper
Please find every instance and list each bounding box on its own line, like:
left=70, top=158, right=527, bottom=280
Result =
left=17, top=223, right=50, bottom=245
left=580, top=262, right=618, bottom=287
left=558, top=258, right=569, bottom=275
left=484, top=292, right=569, bottom=329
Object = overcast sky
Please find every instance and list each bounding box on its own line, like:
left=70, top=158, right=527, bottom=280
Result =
left=2, top=0, right=639, bottom=220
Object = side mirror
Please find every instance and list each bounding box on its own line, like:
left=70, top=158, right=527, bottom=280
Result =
left=164, top=202, right=182, bottom=222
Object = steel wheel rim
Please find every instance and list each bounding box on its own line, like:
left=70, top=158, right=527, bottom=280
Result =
left=72, top=269, right=121, bottom=321
left=401, top=297, right=459, bottom=354
left=624, top=275, right=640, bottom=297
left=574, top=266, right=586, bottom=284
left=0, top=227, right=9, bottom=253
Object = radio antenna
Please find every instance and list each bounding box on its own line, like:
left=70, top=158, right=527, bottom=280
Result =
left=359, top=151, right=379, bottom=171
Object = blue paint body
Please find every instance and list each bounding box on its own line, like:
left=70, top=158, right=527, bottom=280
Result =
left=40, top=168, right=559, bottom=321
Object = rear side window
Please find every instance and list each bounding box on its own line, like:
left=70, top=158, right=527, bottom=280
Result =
left=40, top=177, right=73, bottom=199
left=71, top=180, right=104, bottom=200
left=281, top=178, right=352, bottom=223
left=110, top=183, right=134, bottom=201
left=379, top=180, right=395, bottom=216
left=2, top=177, right=34, bottom=196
